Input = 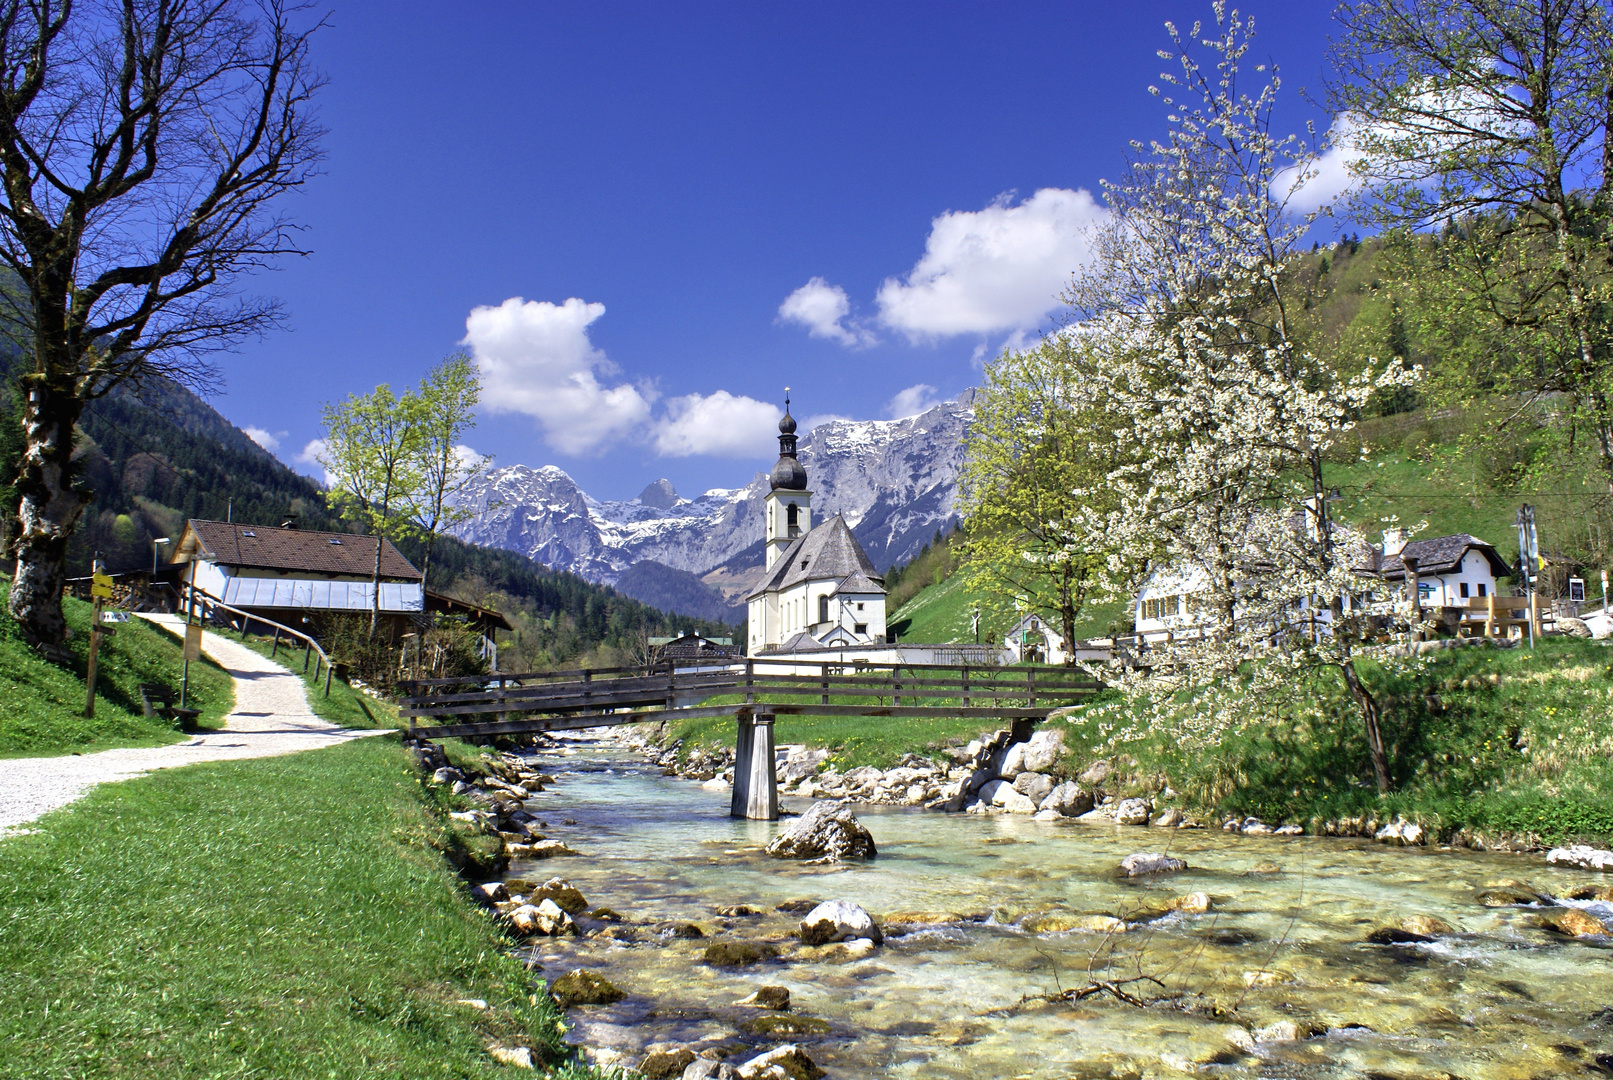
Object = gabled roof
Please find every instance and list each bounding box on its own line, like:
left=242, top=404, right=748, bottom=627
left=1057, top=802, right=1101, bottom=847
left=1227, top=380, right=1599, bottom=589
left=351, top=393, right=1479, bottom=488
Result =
left=747, top=514, right=884, bottom=600
left=1379, top=534, right=1510, bottom=581
left=178, top=520, right=422, bottom=581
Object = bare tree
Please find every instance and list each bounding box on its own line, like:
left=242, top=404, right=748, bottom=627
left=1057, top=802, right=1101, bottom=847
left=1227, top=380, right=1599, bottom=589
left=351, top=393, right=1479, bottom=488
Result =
left=0, top=0, right=324, bottom=649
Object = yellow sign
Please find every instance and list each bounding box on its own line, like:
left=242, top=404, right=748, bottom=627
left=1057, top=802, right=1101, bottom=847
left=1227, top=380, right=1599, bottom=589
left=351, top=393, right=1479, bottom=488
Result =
left=183, top=623, right=203, bottom=661
left=91, top=571, right=113, bottom=598
left=91, top=584, right=113, bottom=598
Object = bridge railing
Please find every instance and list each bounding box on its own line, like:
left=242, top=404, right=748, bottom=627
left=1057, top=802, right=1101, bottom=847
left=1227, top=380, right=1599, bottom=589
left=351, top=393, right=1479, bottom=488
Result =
left=397, top=656, right=1101, bottom=729
left=186, top=584, right=337, bottom=697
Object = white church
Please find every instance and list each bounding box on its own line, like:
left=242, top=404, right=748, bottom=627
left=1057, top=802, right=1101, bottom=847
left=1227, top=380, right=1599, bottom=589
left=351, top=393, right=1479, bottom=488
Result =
left=746, top=398, right=888, bottom=656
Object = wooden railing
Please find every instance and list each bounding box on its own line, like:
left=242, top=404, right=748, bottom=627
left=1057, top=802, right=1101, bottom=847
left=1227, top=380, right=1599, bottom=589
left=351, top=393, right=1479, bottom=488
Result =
left=186, top=585, right=337, bottom=697
left=398, top=656, right=1101, bottom=737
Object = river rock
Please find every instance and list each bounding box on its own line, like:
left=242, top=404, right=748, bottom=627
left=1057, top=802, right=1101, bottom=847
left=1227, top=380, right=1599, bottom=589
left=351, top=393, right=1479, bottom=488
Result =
left=1167, top=892, right=1212, bottom=914
left=529, top=878, right=588, bottom=914
left=1547, top=845, right=1613, bottom=871
left=640, top=1048, right=698, bottom=1079
left=1038, top=782, right=1094, bottom=817
left=1375, top=819, right=1425, bottom=846
left=1151, top=808, right=1183, bottom=828
left=1544, top=908, right=1609, bottom=937
left=1401, top=915, right=1454, bottom=936
left=1255, top=1020, right=1310, bottom=1043
left=702, top=941, right=780, bottom=966
left=527, top=839, right=580, bottom=859
left=473, top=881, right=509, bottom=904
left=765, top=801, right=876, bottom=862
left=487, top=1044, right=535, bottom=1069
left=1021, top=728, right=1065, bottom=772
left=779, top=747, right=829, bottom=784
left=1367, top=926, right=1434, bottom=945
left=995, top=741, right=1029, bottom=779
left=1013, top=771, right=1054, bottom=805
left=431, top=766, right=464, bottom=785
left=736, top=1044, right=824, bottom=1080
left=1115, top=798, right=1150, bottom=826
left=1021, top=912, right=1126, bottom=934
left=682, top=1062, right=742, bottom=1080
left=981, top=780, right=1036, bottom=813
left=799, top=900, right=883, bottom=946
left=550, top=969, right=624, bottom=1008
left=1559, top=616, right=1593, bottom=638
left=736, top=985, right=791, bottom=1009
left=1078, top=760, right=1111, bottom=787
left=1119, top=852, right=1187, bottom=877
left=509, top=898, right=577, bottom=937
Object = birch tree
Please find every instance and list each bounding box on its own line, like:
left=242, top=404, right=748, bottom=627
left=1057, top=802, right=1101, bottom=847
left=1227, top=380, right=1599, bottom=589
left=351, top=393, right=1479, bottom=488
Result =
left=1065, top=7, right=1418, bottom=791
left=0, top=1, right=323, bottom=650
left=400, top=352, right=490, bottom=591
left=318, top=384, right=423, bottom=639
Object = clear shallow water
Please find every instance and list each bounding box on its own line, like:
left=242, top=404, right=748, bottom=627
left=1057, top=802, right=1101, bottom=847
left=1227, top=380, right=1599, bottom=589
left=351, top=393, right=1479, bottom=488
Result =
left=511, top=734, right=1613, bottom=1079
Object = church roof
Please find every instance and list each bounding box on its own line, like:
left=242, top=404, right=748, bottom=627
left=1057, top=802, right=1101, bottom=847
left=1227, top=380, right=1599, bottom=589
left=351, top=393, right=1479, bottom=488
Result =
left=747, top=514, right=885, bottom=600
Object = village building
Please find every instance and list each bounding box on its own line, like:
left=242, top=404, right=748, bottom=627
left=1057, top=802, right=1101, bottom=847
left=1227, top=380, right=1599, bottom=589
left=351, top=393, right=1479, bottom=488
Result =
left=168, top=519, right=508, bottom=657
left=747, top=400, right=888, bottom=656
left=1376, top=529, right=1510, bottom=606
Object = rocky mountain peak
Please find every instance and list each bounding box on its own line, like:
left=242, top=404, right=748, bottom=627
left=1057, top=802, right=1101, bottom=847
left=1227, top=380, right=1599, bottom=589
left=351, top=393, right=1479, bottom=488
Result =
left=636, top=478, right=680, bottom=510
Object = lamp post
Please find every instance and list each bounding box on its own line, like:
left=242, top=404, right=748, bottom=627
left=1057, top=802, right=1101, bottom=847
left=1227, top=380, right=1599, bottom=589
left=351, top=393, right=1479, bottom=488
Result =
left=152, top=536, right=171, bottom=577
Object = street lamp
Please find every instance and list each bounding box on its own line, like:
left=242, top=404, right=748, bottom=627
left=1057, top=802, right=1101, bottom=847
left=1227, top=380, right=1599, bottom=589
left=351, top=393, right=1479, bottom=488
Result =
left=152, top=536, right=171, bottom=576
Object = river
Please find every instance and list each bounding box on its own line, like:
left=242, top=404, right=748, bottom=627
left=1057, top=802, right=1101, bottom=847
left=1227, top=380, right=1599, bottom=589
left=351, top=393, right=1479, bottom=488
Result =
left=508, top=732, right=1613, bottom=1079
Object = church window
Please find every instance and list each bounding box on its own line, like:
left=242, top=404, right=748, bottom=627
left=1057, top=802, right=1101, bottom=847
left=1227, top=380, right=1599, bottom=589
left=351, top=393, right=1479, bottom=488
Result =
left=854, top=623, right=867, bottom=635
left=786, top=503, right=799, bottom=534
left=818, top=595, right=829, bottom=623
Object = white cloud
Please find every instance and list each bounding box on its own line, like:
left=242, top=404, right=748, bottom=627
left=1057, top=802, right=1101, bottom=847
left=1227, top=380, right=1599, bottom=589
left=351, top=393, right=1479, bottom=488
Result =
left=801, top=412, right=853, bottom=431
left=778, top=277, right=871, bottom=346
left=651, top=390, right=781, bottom=458
left=462, top=297, right=653, bottom=456
left=243, top=426, right=285, bottom=453
left=876, top=188, right=1107, bottom=340
left=1273, top=115, right=1370, bottom=215
left=887, top=384, right=941, bottom=419
left=295, top=438, right=335, bottom=487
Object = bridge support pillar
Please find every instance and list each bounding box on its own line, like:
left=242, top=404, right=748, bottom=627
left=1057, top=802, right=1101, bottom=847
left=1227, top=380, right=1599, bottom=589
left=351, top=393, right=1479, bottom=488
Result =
left=744, top=713, right=778, bottom=821
left=730, top=714, right=754, bottom=818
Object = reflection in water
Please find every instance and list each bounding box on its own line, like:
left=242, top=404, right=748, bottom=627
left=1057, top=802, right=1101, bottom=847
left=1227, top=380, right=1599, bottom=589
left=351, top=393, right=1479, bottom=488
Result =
left=512, top=734, right=1613, bottom=1078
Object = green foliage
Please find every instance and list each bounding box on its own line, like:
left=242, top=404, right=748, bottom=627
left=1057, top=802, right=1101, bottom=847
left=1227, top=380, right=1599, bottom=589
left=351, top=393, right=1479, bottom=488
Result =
left=0, top=580, right=233, bottom=757
left=1051, top=638, right=1613, bottom=845
left=883, top=528, right=961, bottom=617
left=664, top=710, right=1009, bottom=771
left=0, top=736, right=600, bottom=1078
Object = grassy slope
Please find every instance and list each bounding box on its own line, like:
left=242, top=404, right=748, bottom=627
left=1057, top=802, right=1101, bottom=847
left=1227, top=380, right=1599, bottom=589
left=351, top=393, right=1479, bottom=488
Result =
left=890, top=570, right=1128, bottom=647
left=0, top=585, right=234, bottom=758
left=666, top=708, right=1016, bottom=771
left=1051, top=637, right=1613, bottom=845
left=0, top=735, right=598, bottom=1079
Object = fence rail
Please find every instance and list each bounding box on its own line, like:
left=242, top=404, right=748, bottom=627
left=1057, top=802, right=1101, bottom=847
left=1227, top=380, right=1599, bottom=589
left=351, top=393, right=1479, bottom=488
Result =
left=186, top=585, right=337, bottom=697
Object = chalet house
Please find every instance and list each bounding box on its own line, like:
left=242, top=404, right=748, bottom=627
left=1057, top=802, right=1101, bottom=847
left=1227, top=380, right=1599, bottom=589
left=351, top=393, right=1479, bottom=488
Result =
left=168, top=520, right=509, bottom=658
left=1376, top=529, right=1510, bottom=606
left=1003, top=613, right=1070, bottom=665
left=747, top=401, right=888, bottom=656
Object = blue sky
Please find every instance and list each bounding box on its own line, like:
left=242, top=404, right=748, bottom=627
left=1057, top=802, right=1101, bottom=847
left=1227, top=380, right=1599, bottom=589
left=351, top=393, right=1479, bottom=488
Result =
left=224, top=1, right=1339, bottom=501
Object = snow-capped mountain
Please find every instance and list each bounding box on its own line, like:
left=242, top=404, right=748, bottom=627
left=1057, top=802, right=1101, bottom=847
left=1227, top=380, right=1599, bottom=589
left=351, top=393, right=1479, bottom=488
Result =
left=449, top=393, right=974, bottom=591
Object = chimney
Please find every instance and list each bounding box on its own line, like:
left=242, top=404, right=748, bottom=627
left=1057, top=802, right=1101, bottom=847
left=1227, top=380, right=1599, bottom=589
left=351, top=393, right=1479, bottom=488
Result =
left=1382, top=528, right=1405, bottom=556
left=280, top=516, right=298, bottom=530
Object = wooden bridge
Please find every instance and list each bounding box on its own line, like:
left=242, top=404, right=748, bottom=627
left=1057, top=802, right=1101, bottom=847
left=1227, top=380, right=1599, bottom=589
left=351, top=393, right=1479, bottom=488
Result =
left=400, top=658, right=1100, bottom=820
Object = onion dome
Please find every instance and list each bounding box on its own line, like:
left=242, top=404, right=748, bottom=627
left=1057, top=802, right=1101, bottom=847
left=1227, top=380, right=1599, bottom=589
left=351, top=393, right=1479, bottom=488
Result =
left=769, top=390, right=807, bottom=491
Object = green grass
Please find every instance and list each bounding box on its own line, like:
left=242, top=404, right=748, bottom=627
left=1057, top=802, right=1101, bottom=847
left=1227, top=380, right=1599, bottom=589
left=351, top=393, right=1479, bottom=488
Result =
left=666, top=710, right=1011, bottom=770
left=889, top=571, right=1130, bottom=647
left=1050, top=638, right=1613, bottom=845
left=0, top=735, right=604, bottom=1079
left=231, top=631, right=400, bottom=730
left=0, top=583, right=234, bottom=758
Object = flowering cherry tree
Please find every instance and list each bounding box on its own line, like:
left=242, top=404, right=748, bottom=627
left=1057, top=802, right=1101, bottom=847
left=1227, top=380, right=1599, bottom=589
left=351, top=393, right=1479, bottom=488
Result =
left=1061, top=6, right=1420, bottom=791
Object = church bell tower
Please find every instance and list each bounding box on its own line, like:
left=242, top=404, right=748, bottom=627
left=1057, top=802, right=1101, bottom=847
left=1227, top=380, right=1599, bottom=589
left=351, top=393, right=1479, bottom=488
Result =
left=764, top=390, right=811, bottom=570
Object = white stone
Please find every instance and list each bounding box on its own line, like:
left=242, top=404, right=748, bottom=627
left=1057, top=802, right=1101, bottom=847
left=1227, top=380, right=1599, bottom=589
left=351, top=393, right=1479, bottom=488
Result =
left=1119, top=852, right=1188, bottom=877
left=487, top=1044, right=535, bottom=1069
left=799, top=899, right=883, bottom=946
left=431, top=766, right=463, bottom=785
left=997, top=742, right=1029, bottom=779
left=473, top=881, right=508, bottom=904
left=1375, top=819, right=1425, bottom=846
left=1115, top=798, right=1150, bottom=825
left=1547, top=844, right=1613, bottom=871
left=1021, top=729, right=1065, bottom=772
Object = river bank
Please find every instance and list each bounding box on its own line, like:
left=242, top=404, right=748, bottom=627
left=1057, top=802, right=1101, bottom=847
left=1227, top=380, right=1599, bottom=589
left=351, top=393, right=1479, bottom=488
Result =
left=469, top=726, right=1613, bottom=1079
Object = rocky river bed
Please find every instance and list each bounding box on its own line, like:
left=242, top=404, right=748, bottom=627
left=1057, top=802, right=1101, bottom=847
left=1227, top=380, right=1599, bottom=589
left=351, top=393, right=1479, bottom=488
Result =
left=463, top=730, right=1613, bottom=1079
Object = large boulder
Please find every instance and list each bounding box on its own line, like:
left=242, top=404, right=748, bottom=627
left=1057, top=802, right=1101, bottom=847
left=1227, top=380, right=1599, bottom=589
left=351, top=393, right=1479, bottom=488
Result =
left=765, top=801, right=876, bottom=862
left=1078, top=760, right=1112, bottom=787
left=779, top=747, right=829, bottom=784
left=1038, top=782, right=1094, bottom=817
left=550, top=968, right=625, bottom=1008
left=1558, top=617, right=1593, bottom=638
left=1013, top=772, right=1054, bottom=805
left=979, top=779, right=1037, bottom=813
left=995, top=742, right=1029, bottom=780
left=799, top=900, right=883, bottom=946
left=528, top=878, right=588, bottom=914
left=1021, top=728, right=1065, bottom=773
left=1547, top=845, right=1613, bottom=871
left=508, top=898, right=577, bottom=937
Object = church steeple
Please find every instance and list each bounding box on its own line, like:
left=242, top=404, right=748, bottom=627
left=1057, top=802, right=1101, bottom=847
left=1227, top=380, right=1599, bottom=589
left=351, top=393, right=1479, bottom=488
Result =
left=768, top=388, right=807, bottom=491
left=763, top=389, right=811, bottom=570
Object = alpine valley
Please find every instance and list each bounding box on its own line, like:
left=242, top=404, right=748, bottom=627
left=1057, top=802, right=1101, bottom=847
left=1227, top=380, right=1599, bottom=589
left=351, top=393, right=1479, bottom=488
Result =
left=448, top=394, right=975, bottom=621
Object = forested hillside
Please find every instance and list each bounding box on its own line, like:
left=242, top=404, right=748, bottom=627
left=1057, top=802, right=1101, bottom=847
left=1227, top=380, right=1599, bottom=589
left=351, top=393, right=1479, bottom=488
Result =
left=0, top=358, right=736, bottom=669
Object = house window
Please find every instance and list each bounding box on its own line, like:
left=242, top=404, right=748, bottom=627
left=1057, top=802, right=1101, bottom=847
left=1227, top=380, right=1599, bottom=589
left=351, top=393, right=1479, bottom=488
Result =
left=854, top=623, right=867, bottom=635
left=1478, top=583, right=1488, bottom=598
left=819, top=595, right=829, bottom=624
left=1460, top=582, right=1470, bottom=598
left=856, top=602, right=863, bottom=610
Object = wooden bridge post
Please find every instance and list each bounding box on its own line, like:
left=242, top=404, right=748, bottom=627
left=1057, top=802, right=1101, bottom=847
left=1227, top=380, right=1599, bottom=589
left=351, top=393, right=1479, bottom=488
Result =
left=745, top=713, right=779, bottom=821
left=730, top=713, right=755, bottom=818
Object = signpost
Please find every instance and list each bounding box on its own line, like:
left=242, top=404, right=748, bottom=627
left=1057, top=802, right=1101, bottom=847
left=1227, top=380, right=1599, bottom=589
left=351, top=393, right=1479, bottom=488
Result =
left=84, top=567, right=114, bottom=717
left=1515, top=505, right=1539, bottom=649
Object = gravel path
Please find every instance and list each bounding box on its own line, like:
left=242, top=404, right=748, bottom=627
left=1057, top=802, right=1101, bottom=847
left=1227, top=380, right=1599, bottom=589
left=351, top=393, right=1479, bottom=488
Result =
left=0, top=615, right=385, bottom=834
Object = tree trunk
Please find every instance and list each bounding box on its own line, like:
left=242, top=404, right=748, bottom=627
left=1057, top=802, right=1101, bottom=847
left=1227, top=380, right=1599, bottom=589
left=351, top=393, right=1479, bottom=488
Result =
left=370, top=533, right=383, bottom=640
left=8, top=383, right=90, bottom=650
left=1339, top=658, right=1391, bottom=793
